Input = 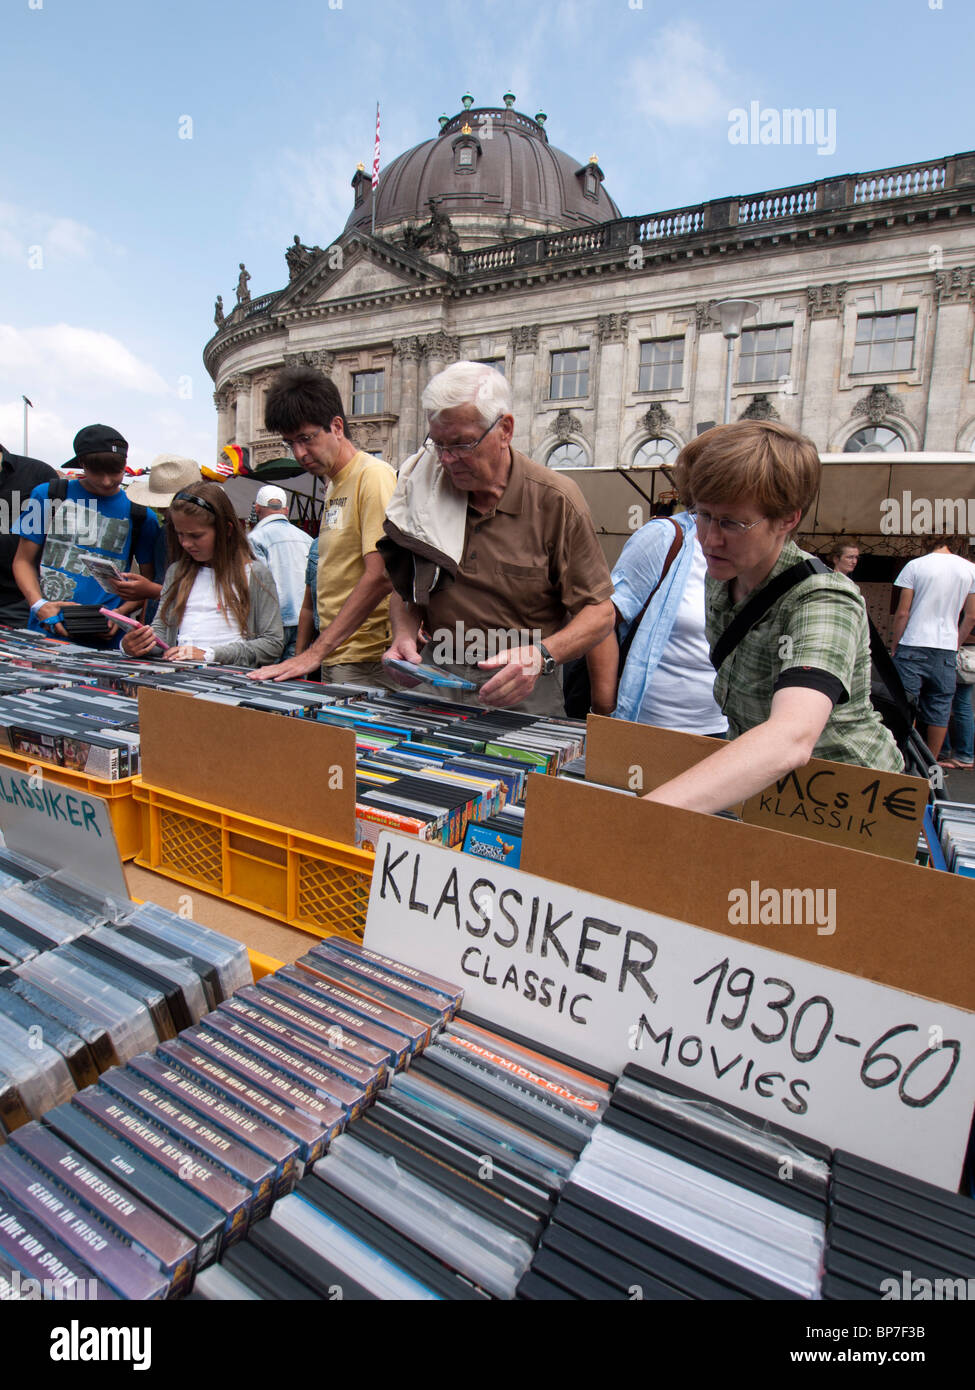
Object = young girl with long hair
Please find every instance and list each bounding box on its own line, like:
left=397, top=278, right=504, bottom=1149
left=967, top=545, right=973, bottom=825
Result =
left=120, top=482, right=283, bottom=665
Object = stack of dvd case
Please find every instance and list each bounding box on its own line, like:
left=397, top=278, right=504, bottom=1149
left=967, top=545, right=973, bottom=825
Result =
left=193, top=1010, right=610, bottom=1301
left=0, top=934, right=460, bottom=1297
left=0, top=898, right=249, bottom=1138
left=0, top=683, right=142, bottom=777
left=821, top=1150, right=975, bottom=1298
left=932, top=801, right=975, bottom=877
left=517, top=1063, right=830, bottom=1300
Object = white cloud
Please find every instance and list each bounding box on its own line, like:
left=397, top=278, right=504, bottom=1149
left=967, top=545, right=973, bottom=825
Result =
left=0, top=324, right=170, bottom=397
left=0, top=203, right=105, bottom=265
left=629, top=22, right=736, bottom=129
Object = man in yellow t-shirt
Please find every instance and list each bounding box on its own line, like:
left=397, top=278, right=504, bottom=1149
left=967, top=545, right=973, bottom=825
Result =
left=249, top=367, right=398, bottom=689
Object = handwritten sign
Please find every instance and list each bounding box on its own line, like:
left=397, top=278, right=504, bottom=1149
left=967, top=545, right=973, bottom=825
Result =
left=585, top=716, right=927, bottom=860
left=0, top=767, right=127, bottom=900
left=740, top=763, right=927, bottom=861
left=366, top=832, right=975, bottom=1191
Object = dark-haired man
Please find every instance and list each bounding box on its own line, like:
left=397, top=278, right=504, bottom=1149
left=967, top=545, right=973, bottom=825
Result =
left=250, top=367, right=398, bottom=686
left=12, top=424, right=159, bottom=639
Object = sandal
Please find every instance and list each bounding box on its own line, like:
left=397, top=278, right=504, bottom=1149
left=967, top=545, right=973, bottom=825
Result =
left=953, top=761, right=974, bottom=770
left=938, top=758, right=959, bottom=769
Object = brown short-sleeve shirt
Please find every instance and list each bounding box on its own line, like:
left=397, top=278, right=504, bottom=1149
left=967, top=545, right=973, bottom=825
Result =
left=423, top=448, right=613, bottom=645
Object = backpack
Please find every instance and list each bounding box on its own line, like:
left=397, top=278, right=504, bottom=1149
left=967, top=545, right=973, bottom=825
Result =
left=45, top=477, right=148, bottom=564
left=709, top=556, right=915, bottom=756
left=563, top=518, right=683, bottom=719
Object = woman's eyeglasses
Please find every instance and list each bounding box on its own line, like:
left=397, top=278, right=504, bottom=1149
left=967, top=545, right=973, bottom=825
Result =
left=691, top=509, right=765, bottom=536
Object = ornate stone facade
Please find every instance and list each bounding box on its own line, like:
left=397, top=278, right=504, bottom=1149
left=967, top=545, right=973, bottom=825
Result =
left=205, top=108, right=975, bottom=486
left=806, top=283, right=847, bottom=319
left=852, top=384, right=908, bottom=426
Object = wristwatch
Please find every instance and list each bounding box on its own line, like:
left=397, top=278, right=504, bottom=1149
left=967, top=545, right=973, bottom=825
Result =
left=537, top=642, right=557, bottom=676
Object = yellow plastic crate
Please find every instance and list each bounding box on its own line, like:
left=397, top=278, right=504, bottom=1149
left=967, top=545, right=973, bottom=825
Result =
left=0, top=748, right=141, bottom=860
left=132, top=778, right=375, bottom=942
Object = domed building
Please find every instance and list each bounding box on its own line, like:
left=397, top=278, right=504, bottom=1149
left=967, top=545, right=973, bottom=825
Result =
left=205, top=100, right=975, bottom=576
left=343, top=97, right=619, bottom=249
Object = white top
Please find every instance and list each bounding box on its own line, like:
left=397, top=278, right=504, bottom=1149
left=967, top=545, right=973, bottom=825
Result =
left=635, top=542, right=728, bottom=734
left=177, top=566, right=247, bottom=650
left=895, top=553, right=975, bottom=649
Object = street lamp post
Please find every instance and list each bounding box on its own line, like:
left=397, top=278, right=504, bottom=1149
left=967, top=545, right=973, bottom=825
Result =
left=22, top=396, right=33, bottom=455
left=715, top=300, right=759, bottom=425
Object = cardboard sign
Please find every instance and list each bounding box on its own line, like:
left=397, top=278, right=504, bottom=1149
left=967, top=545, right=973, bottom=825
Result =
left=0, top=766, right=127, bottom=899
left=138, top=688, right=356, bottom=843
left=520, top=776, right=975, bottom=1014
left=366, top=832, right=975, bottom=1190
left=585, top=716, right=928, bottom=861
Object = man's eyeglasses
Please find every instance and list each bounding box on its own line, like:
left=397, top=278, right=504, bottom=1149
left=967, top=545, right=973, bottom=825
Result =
left=424, top=416, right=503, bottom=459
left=691, top=509, right=765, bottom=537
left=281, top=426, right=323, bottom=452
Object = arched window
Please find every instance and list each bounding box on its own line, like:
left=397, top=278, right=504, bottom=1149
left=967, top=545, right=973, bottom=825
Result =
left=844, top=427, right=906, bottom=454
left=632, top=437, right=679, bottom=468
left=547, top=442, right=588, bottom=468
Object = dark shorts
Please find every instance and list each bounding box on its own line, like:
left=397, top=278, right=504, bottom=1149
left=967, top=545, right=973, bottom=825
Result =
left=892, top=645, right=957, bottom=727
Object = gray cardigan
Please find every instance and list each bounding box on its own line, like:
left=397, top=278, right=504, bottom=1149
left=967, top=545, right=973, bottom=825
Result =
left=151, top=561, right=284, bottom=667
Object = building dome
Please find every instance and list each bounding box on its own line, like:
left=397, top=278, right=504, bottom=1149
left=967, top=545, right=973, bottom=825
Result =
left=344, top=101, right=620, bottom=250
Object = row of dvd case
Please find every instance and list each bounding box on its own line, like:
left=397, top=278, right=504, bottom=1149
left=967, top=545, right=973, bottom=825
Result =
left=0, top=934, right=460, bottom=1299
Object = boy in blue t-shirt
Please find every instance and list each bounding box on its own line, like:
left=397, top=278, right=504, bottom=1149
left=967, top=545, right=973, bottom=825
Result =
left=12, top=423, right=160, bottom=639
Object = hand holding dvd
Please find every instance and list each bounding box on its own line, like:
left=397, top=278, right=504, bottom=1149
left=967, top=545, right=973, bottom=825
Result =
left=382, top=657, right=477, bottom=690
left=108, top=609, right=169, bottom=655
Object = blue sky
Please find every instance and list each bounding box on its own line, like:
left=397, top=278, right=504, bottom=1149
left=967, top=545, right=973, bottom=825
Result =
left=2, top=0, right=972, bottom=471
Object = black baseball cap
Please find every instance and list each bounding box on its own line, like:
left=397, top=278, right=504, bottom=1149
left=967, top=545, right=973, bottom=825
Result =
left=68, top=424, right=129, bottom=466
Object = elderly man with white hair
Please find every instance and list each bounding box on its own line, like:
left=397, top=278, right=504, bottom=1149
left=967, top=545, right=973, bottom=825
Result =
left=378, top=361, right=615, bottom=715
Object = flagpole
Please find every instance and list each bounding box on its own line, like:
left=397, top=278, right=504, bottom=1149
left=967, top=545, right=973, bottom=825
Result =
left=371, top=101, right=380, bottom=238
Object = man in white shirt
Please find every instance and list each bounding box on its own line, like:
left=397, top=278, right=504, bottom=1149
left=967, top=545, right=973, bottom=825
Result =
left=891, top=536, right=975, bottom=758
left=248, top=485, right=312, bottom=659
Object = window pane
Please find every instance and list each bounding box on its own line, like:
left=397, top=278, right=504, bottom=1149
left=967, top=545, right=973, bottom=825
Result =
left=897, top=312, right=916, bottom=339
left=894, top=339, right=913, bottom=370
left=547, top=442, right=587, bottom=467
left=872, top=316, right=896, bottom=341
left=870, top=341, right=894, bottom=371
left=551, top=349, right=589, bottom=398
left=854, top=318, right=873, bottom=343
left=633, top=437, right=679, bottom=467
left=844, top=427, right=905, bottom=453
left=352, top=370, right=384, bottom=414
left=851, top=344, right=869, bottom=373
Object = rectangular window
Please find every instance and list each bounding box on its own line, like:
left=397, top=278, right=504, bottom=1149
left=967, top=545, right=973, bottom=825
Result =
left=477, top=358, right=506, bottom=377
left=352, top=370, right=384, bottom=415
left=851, top=311, right=916, bottom=374
left=736, top=324, right=793, bottom=384
left=550, top=349, right=589, bottom=400
left=638, top=337, right=684, bottom=392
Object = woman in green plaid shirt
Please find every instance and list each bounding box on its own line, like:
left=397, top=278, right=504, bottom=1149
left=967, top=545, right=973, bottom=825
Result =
left=645, top=421, right=903, bottom=814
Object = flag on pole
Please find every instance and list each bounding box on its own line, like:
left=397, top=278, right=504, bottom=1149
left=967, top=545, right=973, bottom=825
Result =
left=372, top=103, right=381, bottom=189
left=371, top=102, right=380, bottom=237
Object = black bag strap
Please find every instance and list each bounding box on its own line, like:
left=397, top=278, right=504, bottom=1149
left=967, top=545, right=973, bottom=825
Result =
left=618, top=517, right=684, bottom=671
left=710, top=559, right=816, bottom=671
left=800, top=557, right=914, bottom=741
left=709, top=553, right=915, bottom=748
left=128, top=501, right=147, bottom=563
left=46, top=478, right=147, bottom=565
